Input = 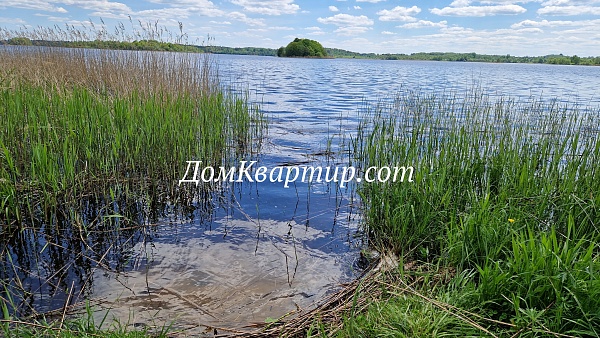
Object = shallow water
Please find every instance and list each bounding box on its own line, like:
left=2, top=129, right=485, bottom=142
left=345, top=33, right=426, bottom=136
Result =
left=93, top=218, right=354, bottom=334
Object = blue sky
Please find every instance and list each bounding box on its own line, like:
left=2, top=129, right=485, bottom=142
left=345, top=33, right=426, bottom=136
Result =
left=1, top=0, right=600, bottom=56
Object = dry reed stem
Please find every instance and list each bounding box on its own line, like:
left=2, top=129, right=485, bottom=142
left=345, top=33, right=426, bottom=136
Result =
left=0, top=46, right=217, bottom=98
left=229, top=253, right=398, bottom=338
left=221, top=252, right=579, bottom=338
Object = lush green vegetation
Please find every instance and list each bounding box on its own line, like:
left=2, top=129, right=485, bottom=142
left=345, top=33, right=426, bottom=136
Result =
left=2, top=20, right=600, bottom=337
left=0, top=45, right=263, bottom=229
left=277, top=38, right=328, bottom=58
left=198, top=45, right=277, bottom=56
left=200, top=46, right=600, bottom=65
left=377, top=51, right=600, bottom=65
left=325, top=49, right=600, bottom=65
left=331, top=91, right=600, bottom=336
left=0, top=26, right=264, bottom=337
left=0, top=21, right=204, bottom=53
left=6, top=37, right=33, bottom=46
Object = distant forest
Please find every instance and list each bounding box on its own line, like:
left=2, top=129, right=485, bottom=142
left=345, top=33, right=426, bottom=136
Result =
left=2, top=37, right=599, bottom=66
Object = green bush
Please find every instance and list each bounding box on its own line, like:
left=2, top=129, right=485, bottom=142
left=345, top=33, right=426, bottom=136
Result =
left=277, top=38, right=327, bottom=58
left=7, top=37, right=32, bottom=46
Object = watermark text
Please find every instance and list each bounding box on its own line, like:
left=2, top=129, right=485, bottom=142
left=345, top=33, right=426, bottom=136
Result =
left=179, top=161, right=414, bottom=188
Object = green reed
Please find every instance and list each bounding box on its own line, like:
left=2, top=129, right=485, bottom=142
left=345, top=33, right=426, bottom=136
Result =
left=0, top=46, right=265, bottom=229
left=352, top=90, right=600, bottom=335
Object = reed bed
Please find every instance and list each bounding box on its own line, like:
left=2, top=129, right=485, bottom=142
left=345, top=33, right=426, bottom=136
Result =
left=0, top=45, right=264, bottom=229
left=0, top=32, right=265, bottom=332
left=348, top=90, right=600, bottom=335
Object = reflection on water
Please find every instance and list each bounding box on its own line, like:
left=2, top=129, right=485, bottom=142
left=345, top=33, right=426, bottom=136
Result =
left=93, top=218, right=354, bottom=333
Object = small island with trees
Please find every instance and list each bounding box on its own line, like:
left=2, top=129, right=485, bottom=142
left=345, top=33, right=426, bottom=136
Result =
left=277, top=38, right=328, bottom=58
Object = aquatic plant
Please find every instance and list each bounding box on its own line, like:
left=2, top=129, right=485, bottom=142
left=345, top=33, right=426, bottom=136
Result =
left=350, top=90, right=600, bottom=335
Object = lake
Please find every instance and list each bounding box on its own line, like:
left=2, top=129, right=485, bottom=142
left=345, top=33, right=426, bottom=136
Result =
left=4, top=53, right=600, bottom=333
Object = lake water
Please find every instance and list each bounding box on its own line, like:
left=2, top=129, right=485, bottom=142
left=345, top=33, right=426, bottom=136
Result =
left=93, top=56, right=600, bottom=333
left=4, top=53, right=600, bottom=334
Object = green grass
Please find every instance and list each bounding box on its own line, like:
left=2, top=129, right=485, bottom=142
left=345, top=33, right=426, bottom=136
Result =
left=328, top=295, right=479, bottom=337
left=1, top=319, right=161, bottom=338
left=347, top=90, right=600, bottom=336
left=1, top=302, right=169, bottom=338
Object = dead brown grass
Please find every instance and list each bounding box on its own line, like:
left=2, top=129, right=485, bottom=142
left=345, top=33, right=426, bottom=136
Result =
left=0, top=45, right=217, bottom=97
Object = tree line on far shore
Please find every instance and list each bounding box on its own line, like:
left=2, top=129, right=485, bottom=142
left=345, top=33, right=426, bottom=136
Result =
left=3, top=36, right=599, bottom=66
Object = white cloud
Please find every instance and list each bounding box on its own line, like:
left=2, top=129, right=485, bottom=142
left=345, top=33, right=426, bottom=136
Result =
left=33, top=14, right=70, bottom=22
left=399, top=20, right=448, bottom=29
left=334, top=26, right=371, bottom=35
left=3, top=0, right=221, bottom=27
left=228, top=11, right=266, bottom=26
left=149, top=0, right=219, bottom=5
left=317, top=13, right=374, bottom=26
left=0, top=0, right=68, bottom=13
left=450, top=0, right=472, bottom=6
left=354, top=6, right=362, bottom=9
left=305, top=26, right=322, bottom=31
left=542, top=0, right=600, bottom=5
left=481, top=0, right=539, bottom=3
left=381, top=30, right=395, bottom=34
left=147, top=0, right=223, bottom=16
left=60, top=0, right=131, bottom=13
left=431, top=4, right=527, bottom=16
left=517, top=27, right=544, bottom=33
left=512, top=18, right=600, bottom=28
left=329, top=5, right=339, bottom=12
left=371, top=22, right=597, bottom=55
left=511, top=19, right=567, bottom=27
left=317, top=13, right=373, bottom=36
left=134, top=8, right=190, bottom=20
left=377, top=6, right=421, bottom=21
left=230, top=0, right=300, bottom=15
left=538, top=5, right=600, bottom=15
left=356, top=0, right=386, bottom=2
left=271, top=26, right=294, bottom=30
left=0, top=17, right=27, bottom=24
left=541, top=0, right=566, bottom=4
